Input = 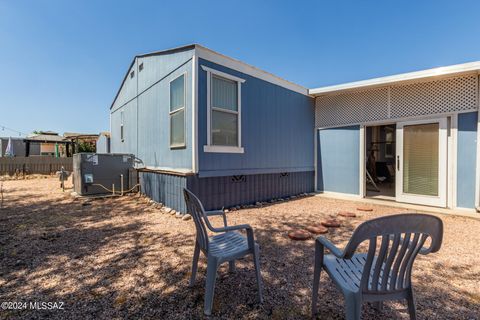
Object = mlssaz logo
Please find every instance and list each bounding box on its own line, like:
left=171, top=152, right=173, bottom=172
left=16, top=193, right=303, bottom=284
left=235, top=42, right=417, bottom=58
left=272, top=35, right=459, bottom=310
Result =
left=29, top=301, right=65, bottom=310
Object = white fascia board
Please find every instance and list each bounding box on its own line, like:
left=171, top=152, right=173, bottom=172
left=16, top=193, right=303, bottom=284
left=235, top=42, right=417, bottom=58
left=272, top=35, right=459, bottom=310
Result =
left=310, top=61, right=480, bottom=96
left=195, top=45, right=310, bottom=96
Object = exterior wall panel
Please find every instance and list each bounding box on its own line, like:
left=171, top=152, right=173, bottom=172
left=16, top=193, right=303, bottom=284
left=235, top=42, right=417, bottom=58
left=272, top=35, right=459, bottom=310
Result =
left=197, top=58, right=314, bottom=177
left=140, top=171, right=188, bottom=213
left=457, top=112, right=478, bottom=208
left=136, top=60, right=192, bottom=169
left=110, top=50, right=194, bottom=170
left=140, top=170, right=314, bottom=213
left=317, top=125, right=360, bottom=195
left=110, top=99, right=137, bottom=154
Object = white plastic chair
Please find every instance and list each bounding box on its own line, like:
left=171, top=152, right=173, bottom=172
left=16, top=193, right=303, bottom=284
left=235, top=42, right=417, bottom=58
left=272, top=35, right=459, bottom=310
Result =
left=183, top=188, right=263, bottom=315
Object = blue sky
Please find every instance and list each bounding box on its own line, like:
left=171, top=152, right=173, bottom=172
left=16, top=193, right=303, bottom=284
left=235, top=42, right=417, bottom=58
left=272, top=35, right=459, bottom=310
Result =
left=1, top=0, right=480, bottom=136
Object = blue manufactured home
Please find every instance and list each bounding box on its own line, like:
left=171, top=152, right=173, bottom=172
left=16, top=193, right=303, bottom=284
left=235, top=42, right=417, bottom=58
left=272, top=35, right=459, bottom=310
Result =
left=110, top=45, right=314, bottom=212
left=110, top=44, right=480, bottom=214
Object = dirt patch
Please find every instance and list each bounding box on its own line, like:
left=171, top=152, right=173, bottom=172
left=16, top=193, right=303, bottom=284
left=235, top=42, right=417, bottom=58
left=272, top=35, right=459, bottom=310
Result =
left=0, top=178, right=479, bottom=319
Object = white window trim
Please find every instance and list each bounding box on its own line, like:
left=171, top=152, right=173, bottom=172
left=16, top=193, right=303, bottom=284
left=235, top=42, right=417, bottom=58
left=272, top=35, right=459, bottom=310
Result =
left=202, top=65, right=245, bottom=154
left=169, top=72, right=187, bottom=149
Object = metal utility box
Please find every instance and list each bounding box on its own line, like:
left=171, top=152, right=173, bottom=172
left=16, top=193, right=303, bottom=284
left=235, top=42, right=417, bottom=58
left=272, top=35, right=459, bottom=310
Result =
left=73, top=153, right=136, bottom=196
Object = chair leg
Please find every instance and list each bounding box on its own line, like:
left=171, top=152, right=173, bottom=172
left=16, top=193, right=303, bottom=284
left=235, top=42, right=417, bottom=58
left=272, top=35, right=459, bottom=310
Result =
left=228, top=260, right=236, bottom=273
left=345, top=294, right=362, bottom=320
left=406, top=287, right=417, bottom=320
left=311, top=241, right=323, bottom=316
left=204, top=256, right=218, bottom=316
left=253, top=244, right=263, bottom=303
left=189, top=241, right=200, bottom=287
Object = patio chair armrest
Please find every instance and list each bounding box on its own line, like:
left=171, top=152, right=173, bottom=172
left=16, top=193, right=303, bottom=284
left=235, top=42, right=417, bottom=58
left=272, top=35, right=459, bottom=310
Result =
left=205, top=210, right=228, bottom=227
left=316, top=236, right=345, bottom=258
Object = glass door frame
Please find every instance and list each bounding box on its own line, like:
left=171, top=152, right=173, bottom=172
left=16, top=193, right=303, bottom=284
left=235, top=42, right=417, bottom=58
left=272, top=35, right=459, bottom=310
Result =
left=395, top=117, right=448, bottom=207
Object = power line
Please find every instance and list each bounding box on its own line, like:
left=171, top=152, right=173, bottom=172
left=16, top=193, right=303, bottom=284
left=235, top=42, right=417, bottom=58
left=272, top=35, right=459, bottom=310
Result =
left=0, top=125, right=27, bottom=137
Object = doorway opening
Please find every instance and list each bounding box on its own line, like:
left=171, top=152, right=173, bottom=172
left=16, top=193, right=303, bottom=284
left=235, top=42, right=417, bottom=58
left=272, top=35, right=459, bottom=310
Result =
left=365, top=124, right=396, bottom=199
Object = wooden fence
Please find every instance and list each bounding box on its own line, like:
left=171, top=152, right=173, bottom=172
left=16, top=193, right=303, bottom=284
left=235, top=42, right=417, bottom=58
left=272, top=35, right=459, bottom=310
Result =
left=0, top=157, right=73, bottom=175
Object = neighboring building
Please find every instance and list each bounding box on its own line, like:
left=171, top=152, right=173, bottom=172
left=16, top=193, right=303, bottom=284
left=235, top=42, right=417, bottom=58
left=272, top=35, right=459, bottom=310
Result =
left=0, top=137, right=32, bottom=157
left=96, top=132, right=111, bottom=153
left=63, top=132, right=99, bottom=153
left=110, top=44, right=480, bottom=213
left=25, top=131, right=69, bottom=156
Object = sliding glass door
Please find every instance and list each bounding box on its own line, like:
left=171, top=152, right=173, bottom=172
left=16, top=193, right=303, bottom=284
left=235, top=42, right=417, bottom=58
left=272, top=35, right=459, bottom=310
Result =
left=396, top=118, right=447, bottom=207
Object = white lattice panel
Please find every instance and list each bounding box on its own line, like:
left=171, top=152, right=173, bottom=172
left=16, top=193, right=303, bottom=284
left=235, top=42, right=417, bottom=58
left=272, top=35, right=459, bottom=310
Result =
left=315, top=87, right=389, bottom=127
left=390, top=75, right=478, bottom=118
left=315, top=75, right=478, bottom=128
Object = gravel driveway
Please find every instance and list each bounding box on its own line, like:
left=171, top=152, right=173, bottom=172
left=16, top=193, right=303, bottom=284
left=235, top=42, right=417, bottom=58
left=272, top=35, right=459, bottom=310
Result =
left=0, top=177, right=479, bottom=319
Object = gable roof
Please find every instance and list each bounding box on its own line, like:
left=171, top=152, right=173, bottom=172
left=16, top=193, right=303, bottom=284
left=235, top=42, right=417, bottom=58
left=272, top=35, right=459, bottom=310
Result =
left=110, top=44, right=310, bottom=109
left=309, top=61, right=480, bottom=96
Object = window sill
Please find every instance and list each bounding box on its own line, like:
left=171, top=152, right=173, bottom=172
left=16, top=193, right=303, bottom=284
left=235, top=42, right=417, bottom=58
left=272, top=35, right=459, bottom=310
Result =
left=203, top=145, right=244, bottom=154
left=170, top=144, right=186, bottom=150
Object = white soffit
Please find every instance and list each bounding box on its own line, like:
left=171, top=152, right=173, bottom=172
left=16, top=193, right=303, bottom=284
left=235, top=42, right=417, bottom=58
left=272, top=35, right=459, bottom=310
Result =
left=310, top=61, right=480, bottom=96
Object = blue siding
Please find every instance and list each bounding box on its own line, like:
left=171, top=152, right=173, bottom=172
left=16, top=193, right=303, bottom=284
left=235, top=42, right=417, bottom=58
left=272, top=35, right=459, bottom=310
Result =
left=317, top=126, right=360, bottom=195
left=111, top=99, right=137, bottom=154
left=110, top=50, right=194, bottom=170
left=189, top=171, right=314, bottom=210
left=457, top=112, right=478, bottom=208
left=140, top=171, right=188, bottom=213
left=197, top=58, right=314, bottom=177
left=136, top=60, right=192, bottom=169
left=139, top=170, right=314, bottom=213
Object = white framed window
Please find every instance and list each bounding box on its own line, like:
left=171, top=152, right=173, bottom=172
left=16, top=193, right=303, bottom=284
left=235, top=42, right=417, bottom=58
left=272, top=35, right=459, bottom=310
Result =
left=202, top=65, right=245, bottom=153
left=169, top=73, right=186, bottom=148
left=120, top=111, right=124, bottom=142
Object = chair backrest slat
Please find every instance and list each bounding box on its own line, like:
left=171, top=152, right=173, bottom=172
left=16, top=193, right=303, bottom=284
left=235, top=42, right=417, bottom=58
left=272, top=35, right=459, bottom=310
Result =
left=380, top=233, right=401, bottom=291
left=183, top=189, right=210, bottom=251
left=396, top=233, right=420, bottom=290
left=370, top=235, right=390, bottom=291
left=347, top=214, right=443, bottom=295
left=388, top=233, right=411, bottom=291
left=403, top=233, right=429, bottom=288
left=360, top=237, right=377, bottom=291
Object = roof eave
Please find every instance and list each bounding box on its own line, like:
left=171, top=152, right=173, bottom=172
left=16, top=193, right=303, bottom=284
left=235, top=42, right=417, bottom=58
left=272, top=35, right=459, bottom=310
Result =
left=309, top=61, right=480, bottom=96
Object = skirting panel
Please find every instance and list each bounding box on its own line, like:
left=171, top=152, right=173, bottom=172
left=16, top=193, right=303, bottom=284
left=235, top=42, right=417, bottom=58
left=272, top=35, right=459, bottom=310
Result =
left=139, top=170, right=315, bottom=212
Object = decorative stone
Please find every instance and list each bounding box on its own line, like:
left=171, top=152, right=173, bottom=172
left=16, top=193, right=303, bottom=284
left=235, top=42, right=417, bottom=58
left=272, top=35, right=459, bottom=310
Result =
left=287, top=229, right=311, bottom=241
left=321, top=219, right=342, bottom=228
left=175, top=211, right=184, bottom=218
left=164, top=207, right=172, bottom=214
left=182, top=214, right=192, bottom=221
left=170, top=210, right=177, bottom=215
left=338, top=211, right=356, bottom=218
left=357, top=207, right=373, bottom=212
left=306, top=225, right=328, bottom=234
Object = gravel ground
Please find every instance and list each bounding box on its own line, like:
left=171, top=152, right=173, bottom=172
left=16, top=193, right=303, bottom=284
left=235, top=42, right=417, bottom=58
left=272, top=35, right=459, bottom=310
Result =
left=0, top=177, right=479, bottom=320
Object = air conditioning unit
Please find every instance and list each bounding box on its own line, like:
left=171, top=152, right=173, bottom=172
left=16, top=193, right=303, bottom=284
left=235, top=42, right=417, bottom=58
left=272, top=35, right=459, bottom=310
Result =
left=73, top=153, right=136, bottom=196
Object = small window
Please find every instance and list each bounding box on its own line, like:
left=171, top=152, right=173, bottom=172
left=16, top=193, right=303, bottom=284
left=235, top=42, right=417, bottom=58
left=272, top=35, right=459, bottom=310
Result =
left=139, top=62, right=144, bottom=72
left=120, top=111, right=124, bottom=142
left=202, top=65, right=245, bottom=153
left=169, top=74, right=186, bottom=148
left=130, top=70, right=135, bottom=78
left=211, top=75, right=239, bottom=146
